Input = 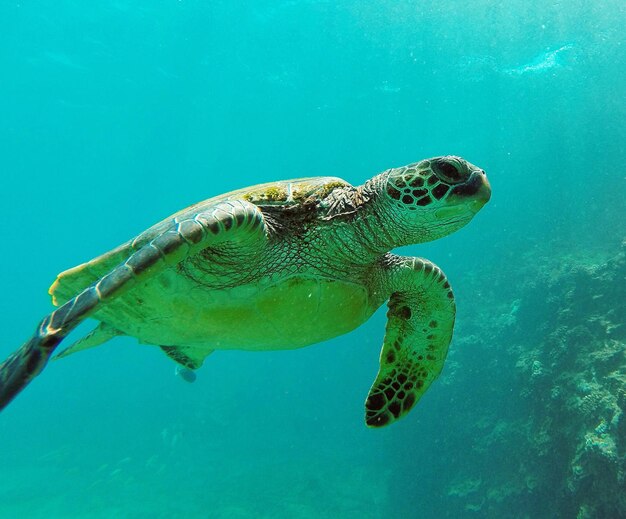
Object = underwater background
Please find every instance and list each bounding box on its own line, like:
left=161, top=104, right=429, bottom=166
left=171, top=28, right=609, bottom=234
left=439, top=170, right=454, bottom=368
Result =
left=0, top=1, right=625, bottom=518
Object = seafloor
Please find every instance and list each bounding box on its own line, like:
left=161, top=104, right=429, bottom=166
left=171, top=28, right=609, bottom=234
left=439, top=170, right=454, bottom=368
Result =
left=440, top=239, right=626, bottom=518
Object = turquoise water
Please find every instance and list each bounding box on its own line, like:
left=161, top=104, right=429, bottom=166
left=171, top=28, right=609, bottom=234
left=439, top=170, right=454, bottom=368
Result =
left=0, top=2, right=624, bottom=518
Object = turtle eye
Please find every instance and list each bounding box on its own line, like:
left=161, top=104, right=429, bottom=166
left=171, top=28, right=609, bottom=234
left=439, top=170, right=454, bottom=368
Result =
left=432, top=159, right=468, bottom=185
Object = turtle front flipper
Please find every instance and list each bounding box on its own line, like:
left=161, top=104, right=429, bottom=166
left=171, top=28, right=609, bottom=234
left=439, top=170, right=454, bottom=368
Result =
left=365, top=256, right=455, bottom=427
left=0, top=200, right=268, bottom=411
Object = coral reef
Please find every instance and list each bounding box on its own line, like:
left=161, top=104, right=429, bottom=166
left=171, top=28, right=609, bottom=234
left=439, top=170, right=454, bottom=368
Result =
left=441, top=240, right=626, bottom=518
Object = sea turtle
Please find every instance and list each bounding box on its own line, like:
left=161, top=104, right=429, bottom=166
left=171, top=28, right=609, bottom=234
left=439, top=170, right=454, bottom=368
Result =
left=0, top=156, right=490, bottom=426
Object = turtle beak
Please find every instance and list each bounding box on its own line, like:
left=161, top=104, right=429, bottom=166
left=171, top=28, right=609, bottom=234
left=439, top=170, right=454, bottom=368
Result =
left=448, top=169, right=491, bottom=212
left=475, top=169, right=491, bottom=204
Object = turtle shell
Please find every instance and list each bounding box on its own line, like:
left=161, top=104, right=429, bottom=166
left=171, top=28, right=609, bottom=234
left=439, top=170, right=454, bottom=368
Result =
left=49, top=176, right=352, bottom=306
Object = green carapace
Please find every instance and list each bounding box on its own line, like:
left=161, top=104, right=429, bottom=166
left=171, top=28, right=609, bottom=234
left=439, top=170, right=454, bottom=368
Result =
left=0, top=156, right=490, bottom=427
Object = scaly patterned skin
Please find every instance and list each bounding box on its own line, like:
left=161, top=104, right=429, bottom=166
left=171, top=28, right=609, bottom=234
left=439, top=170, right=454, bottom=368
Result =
left=328, top=157, right=490, bottom=425
left=364, top=255, right=456, bottom=426
left=0, top=200, right=266, bottom=410
left=0, top=156, right=490, bottom=427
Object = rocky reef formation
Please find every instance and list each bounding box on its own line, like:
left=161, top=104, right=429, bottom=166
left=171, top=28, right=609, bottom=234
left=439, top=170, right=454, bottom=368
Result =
left=440, top=240, right=626, bottom=518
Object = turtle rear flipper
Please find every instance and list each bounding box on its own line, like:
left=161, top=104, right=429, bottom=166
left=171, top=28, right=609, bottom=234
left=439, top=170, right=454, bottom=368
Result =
left=0, top=200, right=268, bottom=411
left=160, top=345, right=211, bottom=370
left=54, top=322, right=124, bottom=360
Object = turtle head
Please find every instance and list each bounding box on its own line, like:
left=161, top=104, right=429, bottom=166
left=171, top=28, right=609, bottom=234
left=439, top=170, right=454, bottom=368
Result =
left=380, top=156, right=491, bottom=245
